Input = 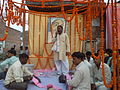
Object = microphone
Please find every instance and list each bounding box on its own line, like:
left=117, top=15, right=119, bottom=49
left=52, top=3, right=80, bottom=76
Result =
left=55, top=31, right=58, bottom=38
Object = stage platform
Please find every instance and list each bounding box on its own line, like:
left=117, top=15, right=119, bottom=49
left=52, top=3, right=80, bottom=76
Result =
left=0, top=70, right=69, bottom=90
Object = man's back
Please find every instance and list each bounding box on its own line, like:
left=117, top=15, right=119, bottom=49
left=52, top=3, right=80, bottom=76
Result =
left=76, top=62, right=91, bottom=90
left=67, top=62, right=91, bottom=90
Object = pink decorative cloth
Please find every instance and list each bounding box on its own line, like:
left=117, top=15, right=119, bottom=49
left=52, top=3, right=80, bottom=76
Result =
left=32, top=77, right=44, bottom=88
left=32, top=69, right=73, bottom=90
left=32, top=76, right=62, bottom=90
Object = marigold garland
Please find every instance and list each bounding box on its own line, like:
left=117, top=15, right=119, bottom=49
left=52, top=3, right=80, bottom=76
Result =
left=0, top=0, right=119, bottom=89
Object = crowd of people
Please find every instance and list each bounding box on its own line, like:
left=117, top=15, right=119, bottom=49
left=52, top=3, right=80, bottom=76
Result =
left=51, top=25, right=116, bottom=90
left=0, top=25, right=119, bottom=90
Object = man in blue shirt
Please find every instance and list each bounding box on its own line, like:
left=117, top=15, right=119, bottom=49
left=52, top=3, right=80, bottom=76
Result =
left=0, top=49, right=18, bottom=79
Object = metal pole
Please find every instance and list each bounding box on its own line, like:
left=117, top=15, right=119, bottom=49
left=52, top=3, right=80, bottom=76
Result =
left=23, top=0, right=26, bottom=53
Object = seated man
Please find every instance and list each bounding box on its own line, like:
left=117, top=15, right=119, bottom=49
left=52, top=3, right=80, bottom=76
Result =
left=86, top=51, right=94, bottom=65
left=0, top=49, right=18, bottom=79
left=81, top=52, right=94, bottom=84
left=91, top=53, right=111, bottom=90
left=65, top=52, right=91, bottom=90
left=4, top=53, right=33, bottom=90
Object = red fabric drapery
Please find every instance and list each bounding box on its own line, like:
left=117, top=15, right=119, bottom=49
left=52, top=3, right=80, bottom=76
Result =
left=106, top=4, right=120, bottom=49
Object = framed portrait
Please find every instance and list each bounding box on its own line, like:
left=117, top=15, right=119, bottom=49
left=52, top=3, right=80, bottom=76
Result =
left=47, top=17, right=68, bottom=43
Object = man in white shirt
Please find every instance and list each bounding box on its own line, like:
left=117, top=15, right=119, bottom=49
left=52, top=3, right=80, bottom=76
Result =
left=4, top=53, right=33, bottom=90
left=25, top=46, right=29, bottom=55
left=86, top=51, right=94, bottom=65
left=91, top=53, right=111, bottom=90
left=52, top=25, right=70, bottom=75
left=81, top=52, right=94, bottom=85
left=66, top=52, right=91, bottom=90
left=81, top=52, right=92, bottom=70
